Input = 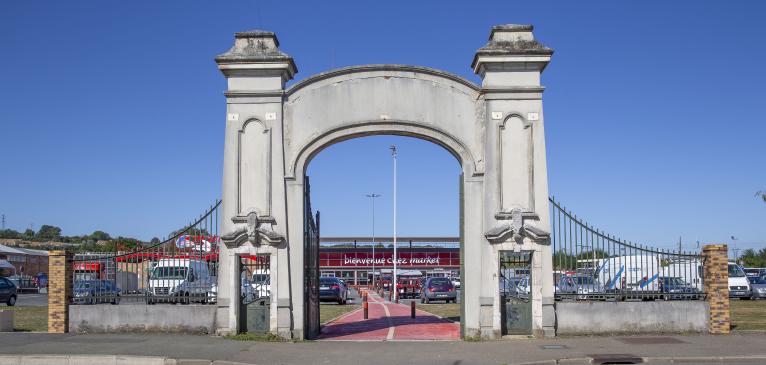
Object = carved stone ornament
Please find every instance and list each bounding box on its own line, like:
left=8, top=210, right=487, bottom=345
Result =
left=221, top=210, right=284, bottom=248
left=484, top=208, right=550, bottom=244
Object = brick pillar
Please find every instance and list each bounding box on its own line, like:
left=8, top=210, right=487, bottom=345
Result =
left=48, top=250, right=73, bottom=333
left=702, top=244, right=730, bottom=334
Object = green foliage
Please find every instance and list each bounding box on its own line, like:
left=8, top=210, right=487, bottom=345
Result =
left=0, top=229, right=21, bottom=239
left=150, top=237, right=160, bottom=244
left=90, top=230, right=111, bottom=241
left=35, top=225, right=62, bottom=240
left=757, top=191, right=766, bottom=203
left=23, top=229, right=34, bottom=238
left=740, top=248, right=766, bottom=268
left=552, top=249, right=609, bottom=271
left=225, top=332, right=289, bottom=342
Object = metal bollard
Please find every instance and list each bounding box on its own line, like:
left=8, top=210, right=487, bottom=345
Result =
left=363, top=294, right=369, bottom=320
left=410, top=300, right=416, bottom=319
left=388, top=290, right=392, bottom=302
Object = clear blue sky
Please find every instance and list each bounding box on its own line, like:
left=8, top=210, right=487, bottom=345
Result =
left=1, top=1, right=764, bottom=252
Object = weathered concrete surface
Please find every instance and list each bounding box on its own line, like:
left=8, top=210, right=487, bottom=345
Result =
left=555, top=301, right=709, bottom=335
left=215, top=24, right=556, bottom=339
left=0, top=310, right=13, bottom=331
left=69, top=305, right=216, bottom=334
left=3, top=332, right=766, bottom=365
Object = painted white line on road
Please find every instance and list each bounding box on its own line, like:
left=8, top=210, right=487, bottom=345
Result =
left=381, top=302, right=395, bottom=340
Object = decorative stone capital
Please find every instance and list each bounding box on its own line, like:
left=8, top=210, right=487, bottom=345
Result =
left=472, top=24, right=553, bottom=86
left=221, top=210, right=284, bottom=248
left=216, top=29, right=297, bottom=85
left=485, top=208, right=550, bottom=244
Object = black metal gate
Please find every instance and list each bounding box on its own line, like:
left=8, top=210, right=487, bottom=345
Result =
left=500, top=251, right=533, bottom=335
left=304, top=176, right=321, bottom=339
left=239, top=254, right=270, bottom=333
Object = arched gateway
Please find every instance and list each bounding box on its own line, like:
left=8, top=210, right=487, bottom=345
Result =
left=215, top=24, right=556, bottom=339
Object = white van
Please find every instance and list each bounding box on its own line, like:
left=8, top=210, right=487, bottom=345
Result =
left=147, top=259, right=214, bottom=303
left=595, top=255, right=663, bottom=292
left=728, top=262, right=752, bottom=299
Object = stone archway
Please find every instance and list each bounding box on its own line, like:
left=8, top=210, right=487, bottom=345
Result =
left=215, top=24, right=556, bottom=339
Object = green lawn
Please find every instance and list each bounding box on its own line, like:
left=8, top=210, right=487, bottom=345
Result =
left=320, top=303, right=360, bottom=324
left=1, top=305, right=47, bottom=332
left=731, top=300, right=766, bottom=331
left=416, top=303, right=460, bottom=322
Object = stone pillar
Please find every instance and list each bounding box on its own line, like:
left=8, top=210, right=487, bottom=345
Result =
left=47, top=250, right=73, bottom=333
left=703, top=244, right=730, bottom=334
left=216, top=29, right=297, bottom=336
left=472, top=24, right=555, bottom=338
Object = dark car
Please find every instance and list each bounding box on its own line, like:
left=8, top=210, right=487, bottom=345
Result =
left=420, top=277, right=456, bottom=304
left=319, top=277, right=348, bottom=304
left=658, top=277, right=700, bottom=300
left=73, top=280, right=121, bottom=305
left=0, top=277, right=17, bottom=306
left=748, top=276, right=766, bottom=299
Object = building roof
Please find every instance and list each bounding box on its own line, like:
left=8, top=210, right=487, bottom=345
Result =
left=0, top=244, right=48, bottom=256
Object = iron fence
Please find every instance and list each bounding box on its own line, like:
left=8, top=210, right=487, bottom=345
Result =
left=71, top=201, right=221, bottom=305
left=550, top=197, right=704, bottom=301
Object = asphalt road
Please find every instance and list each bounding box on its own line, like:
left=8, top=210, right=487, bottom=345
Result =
left=15, top=293, right=47, bottom=307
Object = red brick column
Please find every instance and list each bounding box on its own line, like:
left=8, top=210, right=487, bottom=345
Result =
left=703, top=244, right=730, bottom=334
left=48, top=250, right=73, bottom=333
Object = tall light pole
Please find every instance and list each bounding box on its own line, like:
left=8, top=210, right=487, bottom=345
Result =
left=390, top=145, right=398, bottom=302
left=731, top=235, right=739, bottom=263
left=366, top=193, right=381, bottom=288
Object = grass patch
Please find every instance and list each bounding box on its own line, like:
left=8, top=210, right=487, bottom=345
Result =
left=415, top=303, right=460, bottom=322
left=320, top=303, right=360, bottom=324
left=225, top=332, right=289, bottom=342
left=731, top=300, right=766, bottom=331
left=0, top=305, right=47, bottom=332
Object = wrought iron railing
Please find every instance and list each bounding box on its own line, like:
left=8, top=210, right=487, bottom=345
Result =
left=71, top=201, right=221, bottom=305
left=550, top=196, right=704, bottom=301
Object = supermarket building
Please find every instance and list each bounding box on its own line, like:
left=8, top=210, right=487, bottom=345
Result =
left=319, top=237, right=460, bottom=285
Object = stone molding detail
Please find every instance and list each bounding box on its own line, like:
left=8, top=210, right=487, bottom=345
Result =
left=485, top=208, right=550, bottom=243
left=702, top=244, right=730, bottom=334
left=221, top=210, right=284, bottom=248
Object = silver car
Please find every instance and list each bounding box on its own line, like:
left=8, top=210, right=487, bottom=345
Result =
left=557, top=275, right=603, bottom=299
left=749, top=276, right=766, bottom=299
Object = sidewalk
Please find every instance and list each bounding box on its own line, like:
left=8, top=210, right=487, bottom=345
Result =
left=319, top=290, right=459, bottom=340
left=2, top=332, right=766, bottom=365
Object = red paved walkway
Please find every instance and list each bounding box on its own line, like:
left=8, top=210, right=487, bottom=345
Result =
left=318, top=291, right=460, bottom=341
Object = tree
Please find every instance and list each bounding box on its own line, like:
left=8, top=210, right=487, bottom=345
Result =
left=150, top=237, right=160, bottom=244
left=757, top=191, right=766, bottom=203
left=0, top=229, right=20, bottom=239
left=35, top=225, right=62, bottom=240
left=90, top=230, right=111, bottom=241
left=23, top=229, right=34, bottom=238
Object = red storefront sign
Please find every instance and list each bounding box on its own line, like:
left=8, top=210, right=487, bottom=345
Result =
left=319, top=251, right=459, bottom=268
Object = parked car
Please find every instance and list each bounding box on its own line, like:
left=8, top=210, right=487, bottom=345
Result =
left=728, top=263, right=752, bottom=300
left=658, top=276, right=701, bottom=300
left=147, top=259, right=215, bottom=304
left=516, top=276, right=532, bottom=300
left=319, top=277, right=348, bottom=304
left=500, top=276, right=522, bottom=297
left=73, top=280, right=121, bottom=305
left=451, top=277, right=461, bottom=289
left=557, top=275, right=604, bottom=299
left=396, top=277, right=422, bottom=299
left=420, top=277, right=456, bottom=304
left=748, top=276, right=766, bottom=299
left=0, top=277, right=17, bottom=306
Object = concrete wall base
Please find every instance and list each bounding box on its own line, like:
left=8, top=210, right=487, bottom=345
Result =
left=556, top=301, right=709, bottom=335
left=70, top=305, right=217, bottom=334
left=0, top=310, right=13, bottom=332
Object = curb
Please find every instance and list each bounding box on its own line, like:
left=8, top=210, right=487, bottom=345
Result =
left=0, top=355, right=258, bottom=365
left=513, top=355, right=766, bottom=364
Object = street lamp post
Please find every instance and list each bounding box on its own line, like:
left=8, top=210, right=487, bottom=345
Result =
left=731, top=236, right=739, bottom=263
left=390, top=145, right=398, bottom=303
left=366, top=193, right=381, bottom=288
